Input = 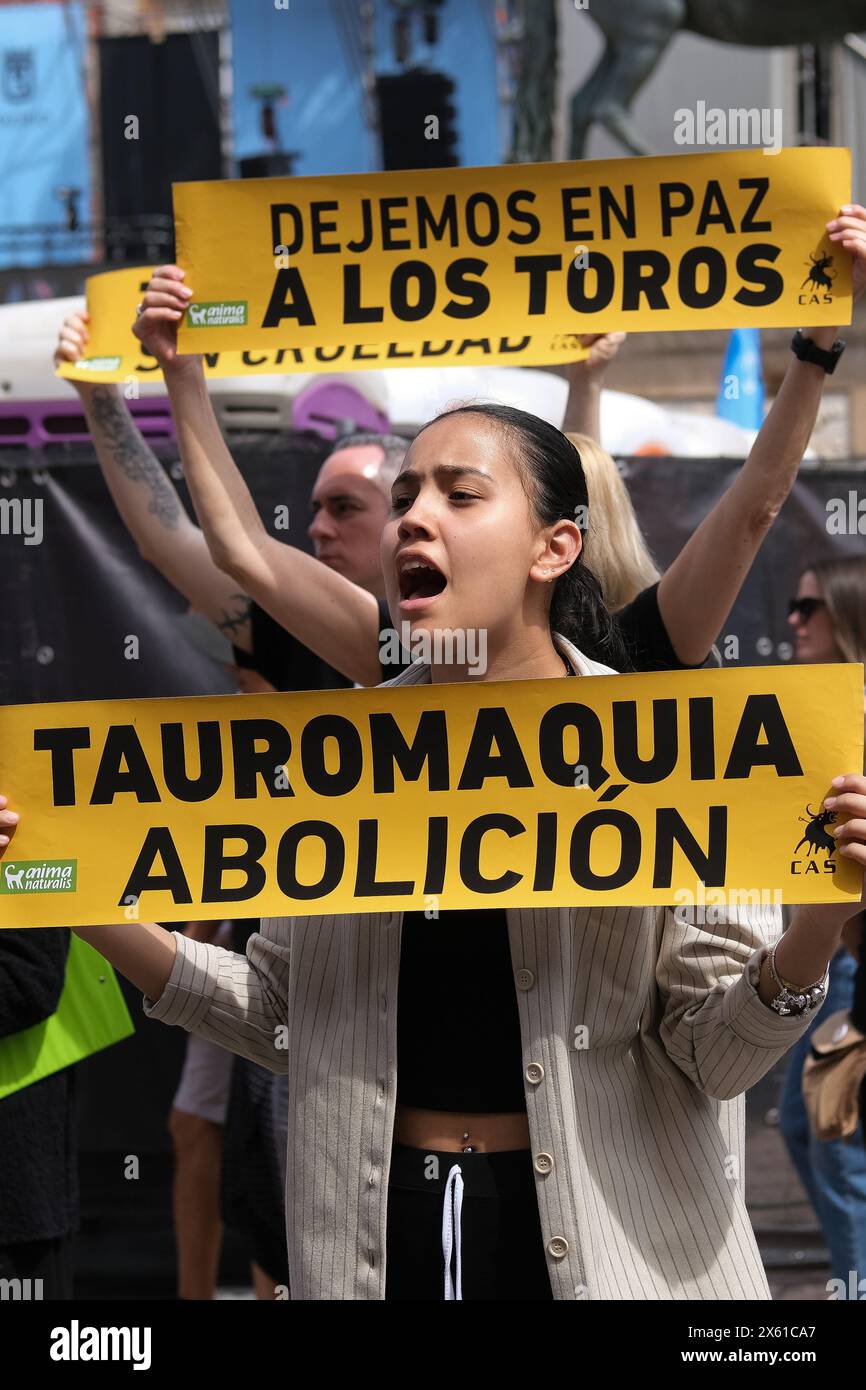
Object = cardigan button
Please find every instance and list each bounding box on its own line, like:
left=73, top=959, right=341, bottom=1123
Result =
left=525, top=1062, right=544, bottom=1085
left=547, top=1236, right=569, bottom=1260
left=534, top=1152, right=554, bottom=1175
left=515, top=968, right=535, bottom=991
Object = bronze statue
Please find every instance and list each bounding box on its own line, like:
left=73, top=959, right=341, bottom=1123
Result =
left=570, top=1, right=866, bottom=157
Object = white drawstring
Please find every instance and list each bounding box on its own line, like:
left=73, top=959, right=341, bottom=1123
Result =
left=442, top=1164, right=464, bottom=1300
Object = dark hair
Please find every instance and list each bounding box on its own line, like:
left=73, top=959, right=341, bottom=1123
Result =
left=418, top=402, right=633, bottom=671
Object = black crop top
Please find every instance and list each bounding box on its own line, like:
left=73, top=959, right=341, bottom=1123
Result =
left=395, top=908, right=527, bottom=1113
left=395, top=667, right=579, bottom=1114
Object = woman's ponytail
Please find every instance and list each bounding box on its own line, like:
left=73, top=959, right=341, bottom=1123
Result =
left=550, top=556, right=633, bottom=671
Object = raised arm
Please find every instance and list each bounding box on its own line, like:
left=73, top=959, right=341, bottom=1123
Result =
left=133, top=267, right=383, bottom=687
left=561, top=332, right=626, bottom=440
left=55, top=313, right=253, bottom=651
left=656, top=205, right=866, bottom=666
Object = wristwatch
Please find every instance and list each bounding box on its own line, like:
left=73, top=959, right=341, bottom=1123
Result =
left=766, top=942, right=828, bottom=1018
left=791, top=329, right=846, bottom=375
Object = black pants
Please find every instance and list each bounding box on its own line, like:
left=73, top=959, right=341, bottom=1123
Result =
left=385, top=1144, right=553, bottom=1300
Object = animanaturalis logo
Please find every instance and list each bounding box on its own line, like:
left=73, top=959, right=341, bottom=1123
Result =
left=186, top=300, right=248, bottom=327
left=76, top=356, right=122, bottom=371
left=0, top=859, right=77, bottom=893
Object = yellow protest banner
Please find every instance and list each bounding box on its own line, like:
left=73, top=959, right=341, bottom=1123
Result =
left=173, top=148, right=851, bottom=360
left=0, top=665, right=861, bottom=928
left=55, top=266, right=589, bottom=385
left=56, top=266, right=160, bottom=386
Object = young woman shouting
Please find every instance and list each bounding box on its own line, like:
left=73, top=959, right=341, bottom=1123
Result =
left=2, top=406, right=865, bottom=1300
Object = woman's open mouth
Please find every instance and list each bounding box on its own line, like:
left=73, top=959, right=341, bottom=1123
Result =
left=397, top=554, right=448, bottom=611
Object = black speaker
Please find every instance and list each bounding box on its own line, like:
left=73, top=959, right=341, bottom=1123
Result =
left=376, top=68, right=459, bottom=171
left=239, top=153, right=296, bottom=179
left=99, top=33, right=222, bottom=261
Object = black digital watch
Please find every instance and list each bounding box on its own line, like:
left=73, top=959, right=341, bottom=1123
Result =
left=790, top=328, right=846, bottom=374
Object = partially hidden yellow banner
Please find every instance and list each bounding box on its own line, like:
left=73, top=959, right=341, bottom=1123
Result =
left=0, top=664, right=861, bottom=928
left=172, top=148, right=851, bottom=358
left=55, top=265, right=589, bottom=384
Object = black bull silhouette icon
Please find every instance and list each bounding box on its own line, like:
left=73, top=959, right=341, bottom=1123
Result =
left=793, top=804, right=837, bottom=858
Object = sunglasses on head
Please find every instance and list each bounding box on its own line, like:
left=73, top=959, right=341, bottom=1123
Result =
left=787, top=597, right=826, bottom=621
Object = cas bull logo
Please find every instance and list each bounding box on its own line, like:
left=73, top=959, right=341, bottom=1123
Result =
left=791, top=803, right=837, bottom=876
left=798, top=251, right=836, bottom=306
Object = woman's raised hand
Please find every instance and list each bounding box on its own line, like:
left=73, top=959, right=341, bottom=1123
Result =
left=827, top=204, right=866, bottom=303
left=0, top=794, right=19, bottom=855
left=132, top=264, right=195, bottom=367
left=825, top=773, right=866, bottom=867
left=54, top=310, right=90, bottom=371
left=566, top=331, right=626, bottom=383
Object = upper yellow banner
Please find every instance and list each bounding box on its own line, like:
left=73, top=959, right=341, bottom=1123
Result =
left=0, top=664, right=861, bottom=928
left=174, top=148, right=851, bottom=358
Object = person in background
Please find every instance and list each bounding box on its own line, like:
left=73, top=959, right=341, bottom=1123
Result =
left=171, top=719, right=289, bottom=1304
left=155, top=653, right=294, bottom=1299
left=778, top=556, right=866, bottom=1286
left=0, top=930, right=77, bottom=1299
left=842, top=912, right=866, bottom=1152
left=168, top=919, right=234, bottom=1299
left=218, top=921, right=289, bottom=1301
left=852, top=919, right=866, bottom=1149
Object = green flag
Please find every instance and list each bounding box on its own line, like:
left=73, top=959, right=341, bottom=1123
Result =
left=0, top=935, right=134, bottom=1100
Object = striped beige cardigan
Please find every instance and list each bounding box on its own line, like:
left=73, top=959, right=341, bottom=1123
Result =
left=144, top=634, right=819, bottom=1299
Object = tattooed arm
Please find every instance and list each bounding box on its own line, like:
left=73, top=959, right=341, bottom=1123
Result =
left=78, top=382, right=253, bottom=650
left=57, top=307, right=251, bottom=648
